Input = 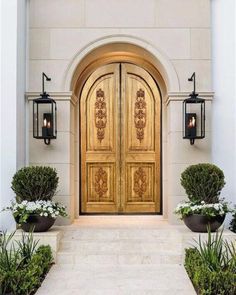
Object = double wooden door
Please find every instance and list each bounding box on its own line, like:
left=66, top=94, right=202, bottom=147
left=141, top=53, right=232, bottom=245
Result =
left=80, top=63, right=161, bottom=213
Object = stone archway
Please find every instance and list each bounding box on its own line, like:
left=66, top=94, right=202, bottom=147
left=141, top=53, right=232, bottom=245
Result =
left=67, top=41, right=172, bottom=218
left=64, top=36, right=179, bottom=94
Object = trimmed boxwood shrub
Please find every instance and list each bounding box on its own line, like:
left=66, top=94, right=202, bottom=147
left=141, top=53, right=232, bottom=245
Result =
left=181, top=163, right=225, bottom=203
left=185, top=248, right=236, bottom=295
left=11, top=166, right=59, bottom=202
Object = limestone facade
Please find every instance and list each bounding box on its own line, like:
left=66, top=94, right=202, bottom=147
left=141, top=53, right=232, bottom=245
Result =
left=27, top=0, right=212, bottom=224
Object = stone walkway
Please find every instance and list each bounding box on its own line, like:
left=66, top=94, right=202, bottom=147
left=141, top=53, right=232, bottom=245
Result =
left=36, top=217, right=196, bottom=295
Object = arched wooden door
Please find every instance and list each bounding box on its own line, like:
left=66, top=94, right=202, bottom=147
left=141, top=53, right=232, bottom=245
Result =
left=80, top=63, right=161, bottom=213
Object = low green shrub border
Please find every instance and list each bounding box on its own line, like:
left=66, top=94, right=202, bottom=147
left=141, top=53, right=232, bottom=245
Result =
left=0, top=232, right=53, bottom=295
left=185, top=248, right=236, bottom=295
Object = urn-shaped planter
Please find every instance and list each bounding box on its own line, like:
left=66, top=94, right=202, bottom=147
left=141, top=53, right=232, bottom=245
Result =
left=183, top=214, right=225, bottom=233
left=21, top=215, right=55, bottom=232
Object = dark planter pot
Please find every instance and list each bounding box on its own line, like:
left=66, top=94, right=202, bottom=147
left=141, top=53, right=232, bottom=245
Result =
left=183, top=214, right=226, bottom=233
left=21, top=215, right=55, bottom=232
left=14, top=215, right=20, bottom=224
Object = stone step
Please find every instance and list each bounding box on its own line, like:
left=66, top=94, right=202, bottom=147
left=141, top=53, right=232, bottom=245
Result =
left=56, top=251, right=182, bottom=265
left=62, top=228, right=181, bottom=241
left=36, top=264, right=195, bottom=295
left=59, top=239, right=182, bottom=253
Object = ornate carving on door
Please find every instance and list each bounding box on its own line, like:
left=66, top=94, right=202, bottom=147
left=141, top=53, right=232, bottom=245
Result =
left=80, top=63, right=161, bottom=213
left=134, top=89, right=146, bottom=143
left=95, top=89, right=107, bottom=143
left=94, top=167, right=108, bottom=198
left=133, top=167, right=147, bottom=199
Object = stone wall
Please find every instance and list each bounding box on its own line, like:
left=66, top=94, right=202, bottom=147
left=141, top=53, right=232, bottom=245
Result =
left=28, top=0, right=212, bottom=224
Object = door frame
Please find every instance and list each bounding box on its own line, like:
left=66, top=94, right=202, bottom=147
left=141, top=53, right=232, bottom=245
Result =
left=72, top=43, right=166, bottom=216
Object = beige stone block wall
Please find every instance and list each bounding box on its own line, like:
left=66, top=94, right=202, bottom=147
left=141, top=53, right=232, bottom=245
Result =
left=85, top=0, right=156, bottom=27
left=28, top=0, right=212, bottom=93
left=29, top=0, right=85, bottom=28
left=156, top=0, right=211, bottom=28
left=191, top=29, right=211, bottom=59
left=28, top=0, right=212, bottom=223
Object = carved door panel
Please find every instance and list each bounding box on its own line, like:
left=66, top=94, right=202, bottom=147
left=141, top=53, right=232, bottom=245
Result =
left=120, top=63, right=161, bottom=213
left=80, top=63, right=161, bottom=213
left=80, top=64, right=120, bottom=213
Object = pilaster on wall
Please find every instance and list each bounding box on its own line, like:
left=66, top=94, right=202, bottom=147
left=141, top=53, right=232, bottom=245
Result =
left=166, top=92, right=213, bottom=224
left=0, top=0, right=25, bottom=230
left=212, top=0, right=236, bottom=211
left=27, top=92, right=76, bottom=225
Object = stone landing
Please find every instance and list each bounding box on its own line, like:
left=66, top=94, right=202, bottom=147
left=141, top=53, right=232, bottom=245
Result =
left=35, top=217, right=235, bottom=295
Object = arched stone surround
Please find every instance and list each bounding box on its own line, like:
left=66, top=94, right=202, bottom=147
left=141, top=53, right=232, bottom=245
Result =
left=64, top=35, right=180, bottom=93
left=67, top=39, right=173, bottom=219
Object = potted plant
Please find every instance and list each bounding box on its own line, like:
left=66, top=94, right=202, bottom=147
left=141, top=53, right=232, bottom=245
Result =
left=5, top=166, right=67, bottom=232
left=229, top=207, right=236, bottom=233
left=175, top=163, right=231, bottom=232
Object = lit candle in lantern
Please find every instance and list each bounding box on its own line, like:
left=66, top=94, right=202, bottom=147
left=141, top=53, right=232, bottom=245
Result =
left=47, top=119, right=53, bottom=136
left=186, top=113, right=197, bottom=138
left=42, top=114, right=53, bottom=137
left=188, top=116, right=195, bottom=128
left=42, top=118, right=48, bottom=137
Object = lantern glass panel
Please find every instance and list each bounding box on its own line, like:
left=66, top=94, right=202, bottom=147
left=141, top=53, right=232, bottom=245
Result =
left=183, top=99, right=205, bottom=140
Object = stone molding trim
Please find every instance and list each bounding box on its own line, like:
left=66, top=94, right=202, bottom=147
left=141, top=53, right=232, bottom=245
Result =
left=26, top=91, right=214, bottom=106
left=26, top=92, right=78, bottom=106
left=166, top=91, right=214, bottom=105
left=63, top=35, right=180, bottom=93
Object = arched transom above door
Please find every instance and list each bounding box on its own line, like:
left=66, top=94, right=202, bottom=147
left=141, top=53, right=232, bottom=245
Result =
left=80, top=63, right=161, bottom=213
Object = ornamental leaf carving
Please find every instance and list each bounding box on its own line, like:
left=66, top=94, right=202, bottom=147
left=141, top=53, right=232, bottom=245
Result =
left=94, top=167, right=108, bottom=198
left=134, top=89, right=146, bottom=142
left=95, top=89, right=107, bottom=142
left=133, top=167, right=147, bottom=198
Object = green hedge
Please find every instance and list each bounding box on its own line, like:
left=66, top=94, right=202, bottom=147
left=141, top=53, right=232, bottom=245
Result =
left=0, top=245, right=53, bottom=295
left=185, top=248, right=236, bottom=295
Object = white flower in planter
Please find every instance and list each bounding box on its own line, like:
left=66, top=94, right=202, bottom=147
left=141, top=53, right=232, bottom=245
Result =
left=175, top=200, right=231, bottom=219
left=5, top=199, right=67, bottom=224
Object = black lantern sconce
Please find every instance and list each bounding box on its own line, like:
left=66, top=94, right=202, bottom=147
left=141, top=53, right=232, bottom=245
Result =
left=33, top=73, right=57, bottom=145
left=183, top=72, right=205, bottom=145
